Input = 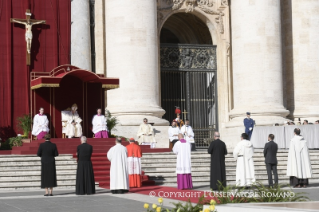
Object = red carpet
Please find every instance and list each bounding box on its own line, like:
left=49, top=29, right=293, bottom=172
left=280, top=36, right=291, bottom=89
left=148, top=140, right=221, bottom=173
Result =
left=1, top=138, right=170, bottom=188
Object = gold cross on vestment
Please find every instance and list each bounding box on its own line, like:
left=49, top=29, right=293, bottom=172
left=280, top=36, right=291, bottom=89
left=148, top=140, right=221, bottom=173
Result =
left=182, top=109, right=188, bottom=120
left=10, top=9, right=46, bottom=65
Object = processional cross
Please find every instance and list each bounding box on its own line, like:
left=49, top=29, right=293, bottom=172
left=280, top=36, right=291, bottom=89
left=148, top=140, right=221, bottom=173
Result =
left=10, top=9, right=46, bottom=65
left=182, top=109, right=188, bottom=120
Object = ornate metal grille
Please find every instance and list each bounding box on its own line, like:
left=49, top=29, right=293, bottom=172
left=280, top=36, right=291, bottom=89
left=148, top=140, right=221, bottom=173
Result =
left=160, top=44, right=217, bottom=148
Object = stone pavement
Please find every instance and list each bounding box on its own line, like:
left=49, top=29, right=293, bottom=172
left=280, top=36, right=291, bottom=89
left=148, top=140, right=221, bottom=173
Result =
left=2, top=184, right=319, bottom=212
left=0, top=188, right=177, bottom=212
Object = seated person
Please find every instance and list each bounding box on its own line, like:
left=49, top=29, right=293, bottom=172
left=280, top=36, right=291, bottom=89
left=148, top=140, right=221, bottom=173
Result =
left=64, top=103, right=82, bottom=138
left=137, top=118, right=156, bottom=148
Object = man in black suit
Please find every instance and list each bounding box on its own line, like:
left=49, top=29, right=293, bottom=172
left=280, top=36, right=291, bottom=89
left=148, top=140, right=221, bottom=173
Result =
left=208, top=131, right=228, bottom=190
left=76, top=136, right=95, bottom=195
left=263, top=134, right=278, bottom=187
left=37, top=134, right=59, bottom=196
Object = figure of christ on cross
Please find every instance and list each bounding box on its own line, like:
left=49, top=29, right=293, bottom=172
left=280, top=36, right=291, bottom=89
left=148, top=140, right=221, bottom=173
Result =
left=10, top=9, right=46, bottom=65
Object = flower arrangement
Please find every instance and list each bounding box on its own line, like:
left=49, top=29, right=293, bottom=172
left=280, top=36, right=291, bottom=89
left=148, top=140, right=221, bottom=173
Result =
left=16, top=114, right=32, bottom=138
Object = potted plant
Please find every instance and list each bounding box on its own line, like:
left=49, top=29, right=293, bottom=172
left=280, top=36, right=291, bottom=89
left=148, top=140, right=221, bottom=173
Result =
left=105, top=109, right=118, bottom=135
left=16, top=114, right=32, bottom=138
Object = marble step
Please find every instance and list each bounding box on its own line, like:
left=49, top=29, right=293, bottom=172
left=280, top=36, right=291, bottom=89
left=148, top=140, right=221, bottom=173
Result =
left=0, top=170, right=77, bottom=176
left=0, top=165, right=78, bottom=171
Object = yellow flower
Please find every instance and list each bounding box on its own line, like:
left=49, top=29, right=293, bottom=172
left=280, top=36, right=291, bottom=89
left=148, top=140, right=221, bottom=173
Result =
left=158, top=198, right=163, bottom=204
left=143, top=203, right=149, bottom=209
left=204, top=209, right=210, bottom=212
left=152, top=204, right=157, bottom=209
left=209, top=205, right=215, bottom=211
left=200, top=211, right=203, bottom=212
left=210, top=199, right=216, bottom=205
left=156, top=207, right=161, bottom=212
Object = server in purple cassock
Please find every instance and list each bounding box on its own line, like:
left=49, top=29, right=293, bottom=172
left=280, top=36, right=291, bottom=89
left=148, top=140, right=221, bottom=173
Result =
left=244, top=112, right=255, bottom=140
left=173, top=133, right=193, bottom=190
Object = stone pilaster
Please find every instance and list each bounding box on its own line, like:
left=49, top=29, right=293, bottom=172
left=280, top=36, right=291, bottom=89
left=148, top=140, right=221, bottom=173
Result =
left=227, top=0, right=289, bottom=127
left=105, top=0, right=168, bottom=126
left=291, top=0, right=319, bottom=122
left=71, top=0, right=91, bottom=70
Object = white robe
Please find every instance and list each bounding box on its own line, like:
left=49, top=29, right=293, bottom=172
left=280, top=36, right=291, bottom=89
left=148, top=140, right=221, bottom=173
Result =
left=107, top=143, right=129, bottom=190
left=233, top=139, right=256, bottom=186
left=65, top=111, right=82, bottom=138
left=180, top=125, right=195, bottom=143
left=168, top=127, right=180, bottom=142
left=173, top=140, right=192, bottom=174
left=92, top=115, right=108, bottom=134
left=286, top=135, right=312, bottom=179
left=137, top=123, right=156, bottom=143
left=32, top=114, right=49, bottom=136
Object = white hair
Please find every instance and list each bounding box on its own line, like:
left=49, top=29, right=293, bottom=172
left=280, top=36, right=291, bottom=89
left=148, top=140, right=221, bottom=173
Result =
left=81, top=136, right=87, bottom=143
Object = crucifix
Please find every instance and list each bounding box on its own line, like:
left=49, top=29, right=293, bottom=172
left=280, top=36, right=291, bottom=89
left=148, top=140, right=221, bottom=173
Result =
left=10, top=9, right=46, bottom=65
left=182, top=109, right=188, bottom=121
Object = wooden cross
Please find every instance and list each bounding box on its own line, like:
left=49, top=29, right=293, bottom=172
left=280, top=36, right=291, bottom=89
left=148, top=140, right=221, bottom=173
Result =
left=182, top=109, right=188, bottom=120
left=10, top=9, right=46, bottom=65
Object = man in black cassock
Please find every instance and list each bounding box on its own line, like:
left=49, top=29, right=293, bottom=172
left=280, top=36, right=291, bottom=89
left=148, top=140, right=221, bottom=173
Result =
left=207, top=131, right=228, bottom=190
left=37, top=134, right=59, bottom=196
left=76, top=136, right=96, bottom=195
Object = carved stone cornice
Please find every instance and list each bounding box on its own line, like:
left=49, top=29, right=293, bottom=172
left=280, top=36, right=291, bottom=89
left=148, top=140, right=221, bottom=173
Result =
left=158, top=0, right=225, bottom=35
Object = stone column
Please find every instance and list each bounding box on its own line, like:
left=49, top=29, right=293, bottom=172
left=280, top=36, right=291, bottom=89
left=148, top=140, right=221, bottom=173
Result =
left=105, top=0, right=168, bottom=126
left=71, top=0, right=91, bottom=70
left=95, top=0, right=105, bottom=75
left=291, top=0, right=319, bottom=122
left=228, top=0, right=289, bottom=126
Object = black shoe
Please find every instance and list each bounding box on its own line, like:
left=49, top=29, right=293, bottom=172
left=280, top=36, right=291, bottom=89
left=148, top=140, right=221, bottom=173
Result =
left=44, top=194, right=49, bottom=196
left=49, top=194, right=53, bottom=196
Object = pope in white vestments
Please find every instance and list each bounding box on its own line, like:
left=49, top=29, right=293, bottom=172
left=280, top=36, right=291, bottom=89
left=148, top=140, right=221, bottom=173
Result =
left=137, top=118, right=156, bottom=148
left=107, top=138, right=129, bottom=194
left=32, top=107, right=49, bottom=140
left=180, top=120, right=195, bottom=151
left=92, top=108, right=108, bottom=138
left=173, top=134, right=193, bottom=190
left=233, top=133, right=255, bottom=187
left=65, top=104, right=82, bottom=138
left=287, top=128, right=312, bottom=188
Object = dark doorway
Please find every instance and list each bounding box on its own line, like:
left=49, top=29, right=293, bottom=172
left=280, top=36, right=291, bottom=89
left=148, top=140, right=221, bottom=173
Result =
left=160, top=14, right=217, bottom=148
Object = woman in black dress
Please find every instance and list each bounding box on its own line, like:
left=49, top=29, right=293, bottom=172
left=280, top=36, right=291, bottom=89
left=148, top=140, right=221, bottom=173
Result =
left=37, top=134, right=59, bottom=196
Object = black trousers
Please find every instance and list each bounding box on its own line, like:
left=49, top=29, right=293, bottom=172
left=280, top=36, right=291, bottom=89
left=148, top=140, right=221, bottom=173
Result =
left=266, top=163, right=278, bottom=186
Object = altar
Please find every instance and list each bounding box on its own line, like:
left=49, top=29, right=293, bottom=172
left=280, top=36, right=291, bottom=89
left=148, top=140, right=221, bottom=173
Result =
left=30, top=65, right=119, bottom=139
left=250, top=125, right=319, bottom=149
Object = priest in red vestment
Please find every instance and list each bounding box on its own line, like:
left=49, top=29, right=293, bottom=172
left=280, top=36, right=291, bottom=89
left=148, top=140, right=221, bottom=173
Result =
left=126, top=138, right=142, bottom=188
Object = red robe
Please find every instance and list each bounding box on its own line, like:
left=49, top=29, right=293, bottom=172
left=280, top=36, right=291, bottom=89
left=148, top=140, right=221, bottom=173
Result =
left=126, top=142, right=142, bottom=188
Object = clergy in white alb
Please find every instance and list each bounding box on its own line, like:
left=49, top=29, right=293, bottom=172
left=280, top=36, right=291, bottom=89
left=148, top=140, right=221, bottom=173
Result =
left=180, top=119, right=195, bottom=151
left=137, top=118, right=156, bottom=148
left=168, top=121, right=180, bottom=150
left=233, top=133, right=255, bottom=187
left=287, top=128, right=312, bottom=188
left=92, top=108, right=108, bottom=138
left=65, top=104, right=83, bottom=138
left=32, top=107, right=49, bottom=140
left=173, top=134, right=193, bottom=190
left=107, top=137, right=129, bottom=194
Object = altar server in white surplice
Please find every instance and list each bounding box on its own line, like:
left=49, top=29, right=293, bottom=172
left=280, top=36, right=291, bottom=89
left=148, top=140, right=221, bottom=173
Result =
left=180, top=119, right=195, bottom=151
left=92, top=108, right=108, bottom=138
left=137, top=118, right=156, bottom=148
left=65, top=103, right=82, bottom=138
left=107, top=137, right=129, bottom=194
left=32, top=107, right=49, bottom=140
left=233, top=133, right=256, bottom=187
left=168, top=120, right=180, bottom=150
left=287, top=128, right=312, bottom=188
